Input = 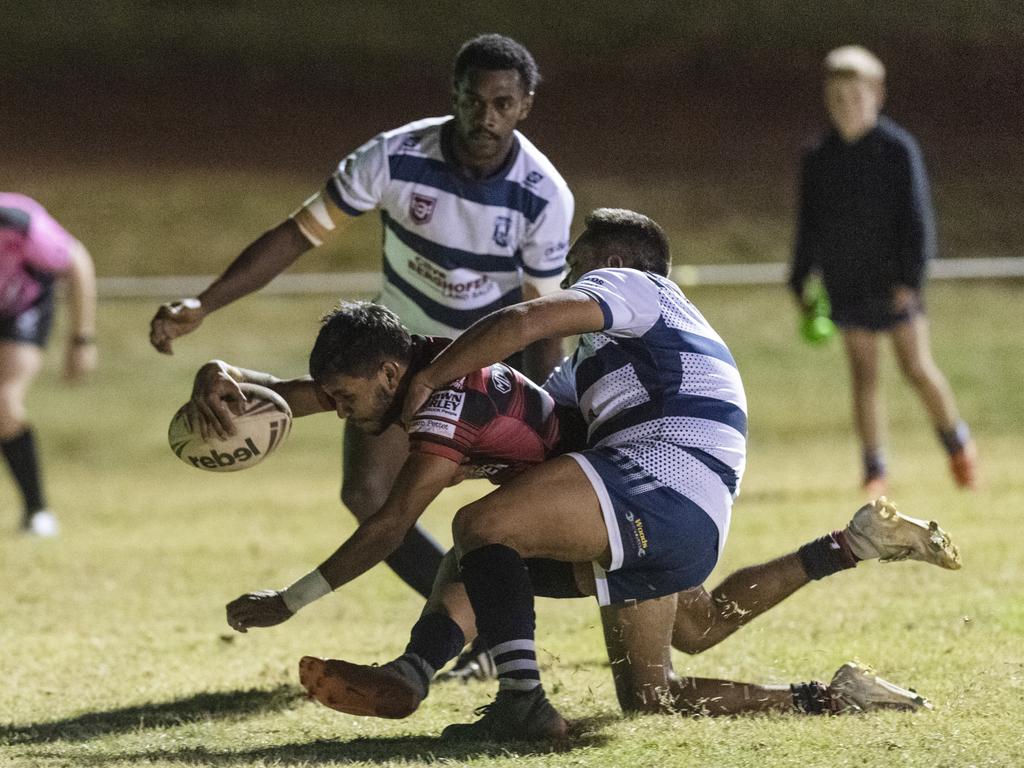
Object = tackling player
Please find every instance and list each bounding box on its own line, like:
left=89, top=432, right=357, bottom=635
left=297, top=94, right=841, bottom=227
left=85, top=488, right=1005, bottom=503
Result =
left=1, top=193, right=97, bottom=536
left=149, top=36, right=573, bottom=678
left=369, top=208, right=956, bottom=738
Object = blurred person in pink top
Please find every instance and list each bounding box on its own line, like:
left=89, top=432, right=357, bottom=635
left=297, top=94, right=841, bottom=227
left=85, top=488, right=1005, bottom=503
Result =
left=0, top=193, right=97, bottom=536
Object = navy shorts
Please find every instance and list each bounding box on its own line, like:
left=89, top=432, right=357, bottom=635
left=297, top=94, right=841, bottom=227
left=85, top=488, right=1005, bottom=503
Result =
left=0, top=286, right=56, bottom=347
left=569, top=446, right=724, bottom=606
left=830, top=294, right=924, bottom=332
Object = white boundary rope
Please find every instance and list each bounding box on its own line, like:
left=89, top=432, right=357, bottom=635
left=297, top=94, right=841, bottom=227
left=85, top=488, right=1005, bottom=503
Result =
left=95, top=257, right=1024, bottom=298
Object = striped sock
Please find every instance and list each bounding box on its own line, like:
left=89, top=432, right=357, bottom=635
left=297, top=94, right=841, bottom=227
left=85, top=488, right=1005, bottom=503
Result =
left=460, top=544, right=540, bottom=693
left=491, top=639, right=540, bottom=693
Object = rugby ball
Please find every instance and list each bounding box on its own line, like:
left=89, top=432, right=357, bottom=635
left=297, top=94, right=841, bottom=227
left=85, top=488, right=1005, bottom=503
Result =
left=168, top=383, right=292, bottom=472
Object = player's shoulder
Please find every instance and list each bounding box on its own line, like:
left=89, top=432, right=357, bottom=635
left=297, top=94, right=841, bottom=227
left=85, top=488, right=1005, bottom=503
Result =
left=0, top=192, right=45, bottom=220
left=375, top=116, right=449, bottom=150
left=509, top=131, right=572, bottom=198
left=574, top=267, right=664, bottom=293
left=874, top=116, right=924, bottom=161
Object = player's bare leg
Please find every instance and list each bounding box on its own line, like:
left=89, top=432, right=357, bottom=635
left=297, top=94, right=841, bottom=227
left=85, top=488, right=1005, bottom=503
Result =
left=672, top=556, right=810, bottom=654
left=0, top=342, right=55, bottom=535
left=342, top=421, right=445, bottom=597
left=891, top=316, right=977, bottom=488
left=671, top=497, right=960, bottom=655
left=603, top=596, right=930, bottom=716
left=440, top=456, right=611, bottom=741
left=842, top=328, right=887, bottom=495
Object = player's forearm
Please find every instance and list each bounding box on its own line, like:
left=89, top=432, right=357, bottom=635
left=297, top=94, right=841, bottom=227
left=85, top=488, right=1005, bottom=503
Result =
left=66, top=240, right=97, bottom=339
left=203, top=360, right=327, bottom=417
left=317, top=513, right=419, bottom=592
left=198, top=220, right=312, bottom=313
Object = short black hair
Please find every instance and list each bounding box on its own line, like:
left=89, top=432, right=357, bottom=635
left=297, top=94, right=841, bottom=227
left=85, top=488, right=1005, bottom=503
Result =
left=581, top=208, right=671, bottom=276
left=453, top=34, right=540, bottom=94
left=309, top=301, right=412, bottom=381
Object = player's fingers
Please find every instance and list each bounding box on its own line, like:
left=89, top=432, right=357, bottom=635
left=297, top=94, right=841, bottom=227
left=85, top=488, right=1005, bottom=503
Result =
left=211, top=398, right=238, bottom=437
left=196, top=398, right=229, bottom=440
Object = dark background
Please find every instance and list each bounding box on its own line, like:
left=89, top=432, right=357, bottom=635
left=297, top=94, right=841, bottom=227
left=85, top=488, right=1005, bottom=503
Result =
left=3, top=1, right=1022, bottom=270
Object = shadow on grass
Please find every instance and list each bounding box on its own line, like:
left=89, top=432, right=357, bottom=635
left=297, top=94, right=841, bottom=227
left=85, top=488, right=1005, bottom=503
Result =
left=0, top=686, right=302, bottom=745
left=27, top=715, right=616, bottom=765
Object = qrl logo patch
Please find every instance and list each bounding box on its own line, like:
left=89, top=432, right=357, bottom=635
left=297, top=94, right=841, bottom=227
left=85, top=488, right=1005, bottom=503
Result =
left=410, top=194, right=437, bottom=224
left=492, top=215, right=511, bottom=247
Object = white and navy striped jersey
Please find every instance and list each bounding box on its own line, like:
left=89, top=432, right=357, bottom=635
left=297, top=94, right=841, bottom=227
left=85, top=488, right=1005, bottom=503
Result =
left=545, top=268, right=748, bottom=499
left=300, top=116, right=573, bottom=337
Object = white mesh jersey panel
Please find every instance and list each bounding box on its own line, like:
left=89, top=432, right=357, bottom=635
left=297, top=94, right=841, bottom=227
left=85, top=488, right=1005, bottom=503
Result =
left=678, top=352, right=748, bottom=409
left=657, top=286, right=725, bottom=342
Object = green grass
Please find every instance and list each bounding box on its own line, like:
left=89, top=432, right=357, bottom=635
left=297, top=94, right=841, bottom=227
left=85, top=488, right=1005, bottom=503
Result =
left=2, top=283, right=1022, bottom=767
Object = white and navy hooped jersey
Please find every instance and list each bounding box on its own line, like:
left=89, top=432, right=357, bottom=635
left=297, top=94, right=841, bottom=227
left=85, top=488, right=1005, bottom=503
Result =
left=545, top=268, right=748, bottom=498
left=307, top=116, right=573, bottom=337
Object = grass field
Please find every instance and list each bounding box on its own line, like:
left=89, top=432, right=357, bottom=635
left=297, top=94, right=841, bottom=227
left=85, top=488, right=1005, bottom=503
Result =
left=2, top=282, right=1022, bottom=767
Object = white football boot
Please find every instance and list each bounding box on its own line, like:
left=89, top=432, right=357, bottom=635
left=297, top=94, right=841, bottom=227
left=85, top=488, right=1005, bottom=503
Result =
left=829, top=662, right=932, bottom=713
left=24, top=510, right=59, bottom=538
left=845, top=496, right=960, bottom=569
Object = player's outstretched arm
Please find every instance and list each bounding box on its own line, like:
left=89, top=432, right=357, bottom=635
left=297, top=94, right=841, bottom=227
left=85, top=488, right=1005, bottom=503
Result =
left=150, top=217, right=321, bottom=355
left=225, top=452, right=458, bottom=633
left=403, top=291, right=604, bottom=422
left=63, top=239, right=98, bottom=381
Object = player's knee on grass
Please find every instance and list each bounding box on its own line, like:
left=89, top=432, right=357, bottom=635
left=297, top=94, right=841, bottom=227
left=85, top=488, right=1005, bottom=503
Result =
left=601, top=597, right=677, bottom=714
left=670, top=588, right=719, bottom=655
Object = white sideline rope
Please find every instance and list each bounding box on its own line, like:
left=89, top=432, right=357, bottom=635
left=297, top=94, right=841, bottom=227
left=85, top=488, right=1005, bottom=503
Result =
left=95, top=257, right=1024, bottom=297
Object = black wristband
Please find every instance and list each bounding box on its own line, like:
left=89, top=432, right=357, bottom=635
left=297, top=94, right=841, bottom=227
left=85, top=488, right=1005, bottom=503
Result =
left=72, top=334, right=96, bottom=346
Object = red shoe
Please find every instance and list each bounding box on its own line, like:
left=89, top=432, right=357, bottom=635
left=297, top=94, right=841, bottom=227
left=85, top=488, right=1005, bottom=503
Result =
left=298, top=656, right=423, bottom=719
left=949, top=440, right=978, bottom=489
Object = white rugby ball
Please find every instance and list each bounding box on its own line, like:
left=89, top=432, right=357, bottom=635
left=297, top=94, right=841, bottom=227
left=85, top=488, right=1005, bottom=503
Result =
left=168, top=383, right=292, bottom=472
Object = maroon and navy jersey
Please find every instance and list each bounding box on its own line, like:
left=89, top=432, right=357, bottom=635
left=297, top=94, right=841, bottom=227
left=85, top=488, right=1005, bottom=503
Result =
left=408, top=357, right=561, bottom=484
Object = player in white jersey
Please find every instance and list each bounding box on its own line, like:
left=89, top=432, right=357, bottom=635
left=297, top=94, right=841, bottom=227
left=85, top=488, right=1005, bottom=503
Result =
left=390, top=209, right=956, bottom=739
left=148, top=36, right=572, bottom=633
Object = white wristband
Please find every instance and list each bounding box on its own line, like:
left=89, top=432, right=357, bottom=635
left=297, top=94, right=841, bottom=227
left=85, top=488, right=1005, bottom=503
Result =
left=279, top=569, right=332, bottom=614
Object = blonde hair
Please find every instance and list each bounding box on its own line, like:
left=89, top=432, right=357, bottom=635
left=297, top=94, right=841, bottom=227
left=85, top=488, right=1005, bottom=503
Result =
left=824, top=45, right=885, bottom=82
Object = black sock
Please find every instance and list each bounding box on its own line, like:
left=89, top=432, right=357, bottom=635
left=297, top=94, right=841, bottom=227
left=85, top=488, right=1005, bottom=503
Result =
left=384, top=524, right=445, bottom=598
left=1, top=427, right=46, bottom=518
left=460, top=544, right=540, bottom=693
left=797, top=530, right=859, bottom=580
left=863, top=450, right=886, bottom=481
left=405, top=612, right=466, bottom=672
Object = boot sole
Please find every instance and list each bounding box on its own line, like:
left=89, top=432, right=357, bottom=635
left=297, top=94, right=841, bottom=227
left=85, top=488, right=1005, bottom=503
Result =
left=298, top=656, right=421, bottom=719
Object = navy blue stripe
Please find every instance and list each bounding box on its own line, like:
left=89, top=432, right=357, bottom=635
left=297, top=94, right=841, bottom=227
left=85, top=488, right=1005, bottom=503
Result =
left=572, top=288, right=613, bottom=329
left=589, top=396, right=748, bottom=447
left=382, top=212, right=518, bottom=273
left=493, top=649, right=537, bottom=663
left=382, top=259, right=523, bottom=330
left=522, top=263, right=565, bottom=278
left=682, top=447, right=739, bottom=495
left=387, top=155, right=549, bottom=223
left=673, top=329, right=737, bottom=368
left=325, top=180, right=366, bottom=217
left=500, top=669, right=541, bottom=680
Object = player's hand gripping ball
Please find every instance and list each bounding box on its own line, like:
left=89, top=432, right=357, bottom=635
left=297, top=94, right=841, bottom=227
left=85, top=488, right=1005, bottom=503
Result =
left=168, top=383, right=292, bottom=472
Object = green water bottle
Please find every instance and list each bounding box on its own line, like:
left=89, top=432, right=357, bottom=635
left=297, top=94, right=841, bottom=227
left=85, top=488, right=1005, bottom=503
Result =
left=800, top=279, right=837, bottom=345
